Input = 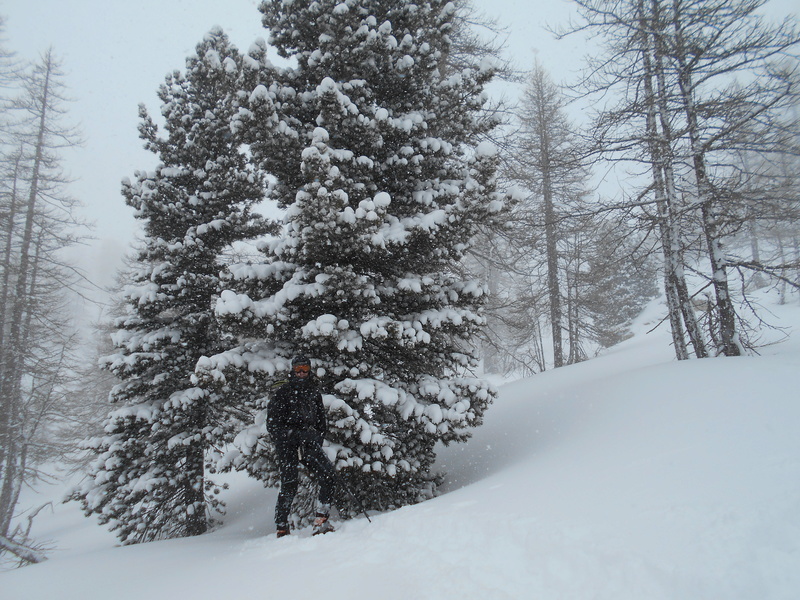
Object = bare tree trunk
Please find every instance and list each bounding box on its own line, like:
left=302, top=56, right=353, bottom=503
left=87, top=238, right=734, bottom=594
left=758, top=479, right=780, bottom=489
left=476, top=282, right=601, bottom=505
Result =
left=0, top=224, right=42, bottom=532
left=0, top=148, right=25, bottom=351
left=0, top=534, right=46, bottom=564
left=184, top=443, right=208, bottom=537
left=747, top=210, right=766, bottom=289
left=671, top=2, right=741, bottom=356
left=543, top=154, right=564, bottom=368
left=482, top=243, right=503, bottom=373
left=522, top=65, right=569, bottom=368
left=691, top=155, right=741, bottom=353
left=0, top=151, right=25, bottom=494
left=648, top=0, right=708, bottom=358
left=0, top=56, right=52, bottom=539
left=792, top=235, right=800, bottom=303
left=638, top=0, right=690, bottom=359
left=0, top=50, right=80, bottom=559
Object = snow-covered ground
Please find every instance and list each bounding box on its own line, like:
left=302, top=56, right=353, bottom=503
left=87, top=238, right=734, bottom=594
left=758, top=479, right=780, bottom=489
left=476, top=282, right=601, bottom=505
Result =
left=3, top=289, right=799, bottom=599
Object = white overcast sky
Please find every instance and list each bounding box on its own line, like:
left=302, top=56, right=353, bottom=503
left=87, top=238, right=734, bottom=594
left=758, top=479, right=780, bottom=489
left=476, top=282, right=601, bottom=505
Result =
left=2, top=0, right=578, bottom=298
left=1, top=0, right=796, bottom=300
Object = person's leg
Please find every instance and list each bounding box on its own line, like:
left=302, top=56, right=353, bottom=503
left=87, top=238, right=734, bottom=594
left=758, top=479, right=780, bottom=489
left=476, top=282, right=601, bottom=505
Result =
left=300, top=438, right=337, bottom=510
left=275, top=442, right=300, bottom=530
left=301, top=440, right=337, bottom=534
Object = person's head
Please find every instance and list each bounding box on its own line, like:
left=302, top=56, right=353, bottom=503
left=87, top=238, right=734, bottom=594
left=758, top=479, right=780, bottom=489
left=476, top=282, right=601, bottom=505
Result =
left=291, top=355, right=311, bottom=380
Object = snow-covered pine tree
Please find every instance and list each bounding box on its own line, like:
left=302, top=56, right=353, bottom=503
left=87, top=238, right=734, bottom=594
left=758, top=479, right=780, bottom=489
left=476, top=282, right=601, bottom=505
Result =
left=202, top=0, right=504, bottom=518
left=70, top=29, right=272, bottom=544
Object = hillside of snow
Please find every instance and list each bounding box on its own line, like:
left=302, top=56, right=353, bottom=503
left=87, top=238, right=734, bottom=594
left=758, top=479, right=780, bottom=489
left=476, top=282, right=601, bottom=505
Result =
left=3, top=290, right=799, bottom=599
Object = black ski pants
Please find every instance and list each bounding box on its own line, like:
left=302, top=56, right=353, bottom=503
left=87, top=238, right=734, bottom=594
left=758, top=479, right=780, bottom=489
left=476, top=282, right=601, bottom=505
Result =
left=274, top=430, right=337, bottom=526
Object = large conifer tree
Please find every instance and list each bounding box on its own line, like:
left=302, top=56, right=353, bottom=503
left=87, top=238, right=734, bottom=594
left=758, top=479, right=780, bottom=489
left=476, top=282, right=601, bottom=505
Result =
left=202, top=0, right=503, bottom=518
left=71, top=29, right=271, bottom=544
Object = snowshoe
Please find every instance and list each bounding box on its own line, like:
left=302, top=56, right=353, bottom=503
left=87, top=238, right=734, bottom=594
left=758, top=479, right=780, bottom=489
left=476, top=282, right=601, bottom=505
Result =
left=312, top=513, right=334, bottom=536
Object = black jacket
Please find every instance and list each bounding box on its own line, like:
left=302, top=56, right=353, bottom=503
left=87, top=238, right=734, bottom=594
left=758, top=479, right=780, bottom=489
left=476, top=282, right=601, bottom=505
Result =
left=267, top=375, right=326, bottom=445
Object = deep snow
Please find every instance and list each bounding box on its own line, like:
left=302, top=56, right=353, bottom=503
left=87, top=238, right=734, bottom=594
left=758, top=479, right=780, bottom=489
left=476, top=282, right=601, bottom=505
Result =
left=2, top=289, right=799, bottom=599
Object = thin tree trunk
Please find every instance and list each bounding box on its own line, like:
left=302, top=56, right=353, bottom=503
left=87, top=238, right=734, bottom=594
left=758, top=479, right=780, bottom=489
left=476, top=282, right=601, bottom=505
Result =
left=747, top=210, right=765, bottom=289
left=0, top=51, right=53, bottom=540
left=0, top=148, right=25, bottom=351
left=649, top=0, right=708, bottom=358
left=0, top=149, right=26, bottom=485
left=671, top=1, right=741, bottom=356
left=638, top=0, right=690, bottom=359
left=777, top=234, right=787, bottom=305
left=184, top=442, right=207, bottom=537
left=482, top=244, right=502, bottom=373
left=664, top=272, right=689, bottom=359
left=543, top=166, right=564, bottom=368
left=0, top=227, right=46, bottom=539
left=530, top=69, right=564, bottom=369
left=792, top=235, right=800, bottom=303
left=0, top=533, right=46, bottom=564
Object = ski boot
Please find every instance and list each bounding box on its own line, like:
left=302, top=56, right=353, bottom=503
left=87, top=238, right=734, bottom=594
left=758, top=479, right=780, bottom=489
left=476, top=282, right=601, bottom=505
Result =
left=276, top=524, right=290, bottom=538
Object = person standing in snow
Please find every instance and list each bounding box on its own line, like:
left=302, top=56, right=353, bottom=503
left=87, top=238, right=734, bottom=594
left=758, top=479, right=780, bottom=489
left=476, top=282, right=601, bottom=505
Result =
left=268, top=355, right=337, bottom=537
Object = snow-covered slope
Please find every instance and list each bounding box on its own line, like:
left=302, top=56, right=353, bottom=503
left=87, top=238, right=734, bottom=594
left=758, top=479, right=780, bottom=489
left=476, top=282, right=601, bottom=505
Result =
left=3, top=292, right=799, bottom=599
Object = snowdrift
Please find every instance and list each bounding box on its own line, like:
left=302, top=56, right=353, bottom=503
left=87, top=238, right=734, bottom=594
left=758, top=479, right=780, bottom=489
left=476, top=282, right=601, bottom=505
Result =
left=3, top=294, right=799, bottom=599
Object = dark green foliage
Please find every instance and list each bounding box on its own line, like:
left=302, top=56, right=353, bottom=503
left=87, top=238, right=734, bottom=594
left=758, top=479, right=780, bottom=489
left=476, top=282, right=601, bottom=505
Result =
left=202, top=0, right=503, bottom=519
left=70, top=29, right=272, bottom=544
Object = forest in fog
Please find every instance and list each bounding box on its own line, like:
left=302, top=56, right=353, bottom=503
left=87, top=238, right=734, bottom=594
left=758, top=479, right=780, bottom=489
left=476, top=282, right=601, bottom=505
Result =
left=1, top=0, right=798, bottom=564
